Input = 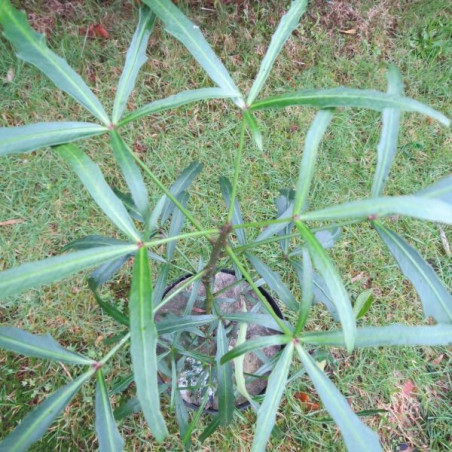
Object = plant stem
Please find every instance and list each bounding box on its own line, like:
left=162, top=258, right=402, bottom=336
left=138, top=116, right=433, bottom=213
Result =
left=203, top=223, right=232, bottom=314
left=227, top=117, right=247, bottom=222
left=144, top=229, right=219, bottom=248
left=232, top=215, right=293, bottom=230
left=99, top=332, right=131, bottom=366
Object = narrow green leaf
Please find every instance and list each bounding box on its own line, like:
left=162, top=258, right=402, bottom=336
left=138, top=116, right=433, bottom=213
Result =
left=156, top=315, right=216, bottom=335
left=251, top=343, right=293, bottom=452
left=247, top=254, right=298, bottom=310
left=55, top=144, right=141, bottom=242
left=353, top=289, right=374, bottom=320
left=247, top=0, right=308, bottom=105
left=254, top=205, right=293, bottom=242
left=0, top=1, right=110, bottom=125
left=88, top=279, right=129, bottom=327
left=219, top=177, right=246, bottom=245
left=301, top=196, right=452, bottom=224
left=216, top=321, right=234, bottom=426
left=167, top=192, right=189, bottom=259
left=129, top=247, right=168, bottom=442
left=62, top=235, right=127, bottom=252
left=371, top=65, right=404, bottom=197
left=295, top=222, right=356, bottom=352
left=112, top=6, right=156, bottom=122
left=375, top=223, right=452, bottom=323
left=250, top=88, right=450, bottom=127
left=293, top=109, right=334, bottom=215
left=90, top=255, right=131, bottom=287
left=221, top=335, right=290, bottom=364
left=113, top=397, right=141, bottom=421
left=198, top=416, right=220, bottom=443
left=142, top=0, right=243, bottom=106
left=112, top=188, right=144, bottom=222
left=300, top=324, right=452, bottom=347
left=95, top=371, right=124, bottom=452
left=109, top=131, right=150, bottom=225
left=174, top=387, right=190, bottom=448
left=222, top=313, right=285, bottom=332
left=0, top=122, right=107, bottom=156
left=0, top=371, right=93, bottom=452
left=295, top=248, right=313, bottom=333
left=243, top=111, right=263, bottom=151
left=119, top=87, right=235, bottom=127
left=0, top=244, right=136, bottom=299
left=417, top=175, right=452, bottom=204
left=0, top=327, right=94, bottom=365
left=296, top=345, right=382, bottom=452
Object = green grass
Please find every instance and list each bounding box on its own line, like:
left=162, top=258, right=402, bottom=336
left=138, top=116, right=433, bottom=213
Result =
left=0, top=0, right=451, bottom=450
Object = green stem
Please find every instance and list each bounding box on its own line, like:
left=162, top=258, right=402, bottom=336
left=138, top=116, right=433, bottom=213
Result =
left=144, top=229, right=219, bottom=248
left=228, top=117, right=247, bottom=222
left=232, top=215, right=294, bottom=231
left=99, top=332, right=131, bottom=366
left=226, top=246, right=292, bottom=335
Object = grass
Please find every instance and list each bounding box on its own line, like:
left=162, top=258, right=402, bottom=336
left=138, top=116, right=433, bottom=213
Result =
left=0, top=0, right=451, bottom=450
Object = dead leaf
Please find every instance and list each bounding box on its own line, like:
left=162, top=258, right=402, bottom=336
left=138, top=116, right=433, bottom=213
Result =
left=79, top=24, right=109, bottom=39
left=294, top=392, right=321, bottom=411
left=401, top=380, right=417, bottom=398
left=339, top=28, right=357, bottom=34
left=438, top=225, right=450, bottom=257
left=0, top=219, right=25, bottom=226
left=432, top=354, right=444, bottom=366
left=6, top=67, right=15, bottom=83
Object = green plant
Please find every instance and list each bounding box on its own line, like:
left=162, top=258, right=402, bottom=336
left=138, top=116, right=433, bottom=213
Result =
left=0, top=0, right=451, bottom=451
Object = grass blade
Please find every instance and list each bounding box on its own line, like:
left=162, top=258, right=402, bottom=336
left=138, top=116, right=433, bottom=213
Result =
left=250, top=87, right=450, bottom=126
left=0, top=244, right=136, bottom=298
left=375, top=223, right=452, bottom=323
left=95, top=371, right=124, bottom=452
left=247, top=0, right=308, bottom=105
left=112, top=6, right=156, bottom=123
left=0, top=371, right=93, bottom=452
left=109, top=131, right=150, bottom=226
left=119, top=87, right=235, bottom=127
left=293, top=109, right=334, bottom=215
left=219, top=177, right=246, bottom=245
left=243, top=111, right=263, bottom=150
left=251, top=342, right=293, bottom=452
left=0, top=1, right=110, bottom=125
left=0, top=327, right=94, bottom=365
left=247, top=253, right=298, bottom=310
left=142, top=0, right=243, bottom=106
left=296, top=344, right=382, bottom=452
left=129, top=247, right=168, bottom=442
left=55, top=144, right=141, bottom=242
left=216, top=321, right=234, bottom=426
left=371, top=65, right=404, bottom=197
left=301, top=324, right=452, bottom=347
left=0, top=122, right=107, bottom=156
left=300, top=196, right=452, bottom=224
left=295, top=221, right=356, bottom=352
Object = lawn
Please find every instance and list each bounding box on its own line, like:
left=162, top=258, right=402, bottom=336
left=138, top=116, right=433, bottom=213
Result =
left=0, top=0, right=451, bottom=450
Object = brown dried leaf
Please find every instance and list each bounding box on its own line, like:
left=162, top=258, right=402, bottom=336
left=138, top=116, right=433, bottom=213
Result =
left=0, top=219, right=25, bottom=226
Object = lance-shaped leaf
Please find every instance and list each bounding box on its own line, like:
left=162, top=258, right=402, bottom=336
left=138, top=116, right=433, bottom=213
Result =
left=375, top=223, right=452, bottom=323
left=119, top=87, right=235, bottom=127
left=243, top=110, right=263, bottom=151
left=0, top=371, right=93, bottom=452
left=254, top=205, right=293, bottom=242
left=55, top=144, right=141, bottom=242
left=62, top=235, right=128, bottom=252
left=0, top=243, right=137, bottom=298
left=296, top=345, right=382, bottom=452
left=295, top=221, right=356, bottom=352
left=0, top=122, right=107, bottom=157
left=141, top=0, right=243, bottom=106
left=156, top=315, right=215, bottom=335
left=167, top=192, right=189, bottom=259
left=221, top=335, right=290, bottom=364
left=0, top=327, right=95, bottom=365
left=90, top=255, right=132, bottom=287
left=251, top=343, right=293, bottom=452
left=417, top=175, right=452, bottom=204
left=250, top=88, right=450, bottom=127
left=371, top=66, right=404, bottom=197
left=95, top=371, right=124, bottom=452
left=234, top=314, right=253, bottom=405
left=247, top=253, right=298, bottom=310
left=112, top=6, right=156, bottom=122
left=300, top=196, right=452, bottom=224
left=293, top=109, right=334, bottom=215
left=109, top=131, right=150, bottom=225
left=247, top=0, right=308, bottom=105
left=216, top=321, right=234, bottom=426
left=295, top=248, right=313, bottom=333
left=0, top=1, right=110, bottom=125
left=220, top=177, right=246, bottom=245
left=129, top=247, right=168, bottom=442
left=275, top=189, right=295, bottom=254
left=160, top=161, right=203, bottom=224
left=300, top=324, right=452, bottom=347
left=112, top=188, right=144, bottom=222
